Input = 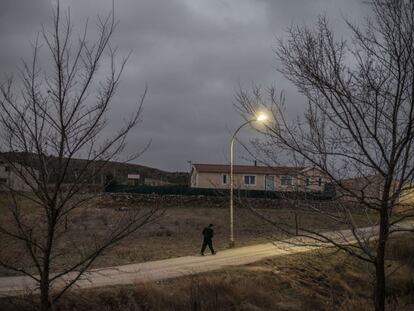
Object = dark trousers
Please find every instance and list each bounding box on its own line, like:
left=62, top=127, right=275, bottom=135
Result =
left=201, top=238, right=215, bottom=254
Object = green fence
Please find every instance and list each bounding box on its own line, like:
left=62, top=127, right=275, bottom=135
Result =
left=105, top=184, right=335, bottom=200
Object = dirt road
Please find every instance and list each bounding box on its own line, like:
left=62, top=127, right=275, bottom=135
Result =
left=0, top=224, right=412, bottom=297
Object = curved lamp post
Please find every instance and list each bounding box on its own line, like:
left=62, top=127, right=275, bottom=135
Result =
left=229, top=113, right=267, bottom=248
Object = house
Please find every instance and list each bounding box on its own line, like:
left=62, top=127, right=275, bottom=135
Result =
left=190, top=163, right=329, bottom=192
left=127, top=174, right=173, bottom=187
left=399, top=181, right=414, bottom=205
left=127, top=174, right=142, bottom=186
left=0, top=162, right=38, bottom=192
left=337, top=175, right=385, bottom=202
left=337, top=175, right=414, bottom=204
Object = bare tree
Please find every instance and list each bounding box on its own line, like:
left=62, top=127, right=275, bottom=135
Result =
left=236, top=1, right=414, bottom=310
left=0, top=2, right=159, bottom=310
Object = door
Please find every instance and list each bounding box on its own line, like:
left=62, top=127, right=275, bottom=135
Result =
left=265, top=175, right=275, bottom=191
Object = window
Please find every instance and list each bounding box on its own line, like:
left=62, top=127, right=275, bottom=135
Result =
left=244, top=175, right=256, bottom=185
left=222, top=174, right=228, bottom=185
left=4, top=166, right=10, bottom=172
left=0, top=178, right=7, bottom=183
left=318, top=177, right=322, bottom=187
left=305, top=177, right=310, bottom=186
left=281, top=175, right=293, bottom=186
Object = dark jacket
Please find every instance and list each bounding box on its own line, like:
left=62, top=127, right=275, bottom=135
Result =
left=202, top=227, right=214, bottom=240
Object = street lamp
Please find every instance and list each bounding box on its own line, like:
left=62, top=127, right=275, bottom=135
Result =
left=229, top=112, right=268, bottom=248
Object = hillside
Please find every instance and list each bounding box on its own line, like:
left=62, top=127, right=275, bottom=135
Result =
left=95, top=160, right=189, bottom=185
left=0, top=152, right=188, bottom=186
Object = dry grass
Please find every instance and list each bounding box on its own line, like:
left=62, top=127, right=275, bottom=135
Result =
left=2, top=234, right=413, bottom=311
left=0, top=193, right=386, bottom=277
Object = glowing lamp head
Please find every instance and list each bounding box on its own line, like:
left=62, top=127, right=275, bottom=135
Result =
left=256, top=113, right=268, bottom=122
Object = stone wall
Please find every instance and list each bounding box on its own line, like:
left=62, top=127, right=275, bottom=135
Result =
left=99, top=192, right=337, bottom=210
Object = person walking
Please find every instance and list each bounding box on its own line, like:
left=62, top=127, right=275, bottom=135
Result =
left=201, top=224, right=216, bottom=255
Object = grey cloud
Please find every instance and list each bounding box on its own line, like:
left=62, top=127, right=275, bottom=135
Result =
left=0, top=0, right=367, bottom=171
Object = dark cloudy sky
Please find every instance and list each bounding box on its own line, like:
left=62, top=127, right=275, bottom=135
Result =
left=0, top=0, right=369, bottom=172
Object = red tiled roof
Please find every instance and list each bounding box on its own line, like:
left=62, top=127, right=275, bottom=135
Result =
left=192, top=163, right=306, bottom=175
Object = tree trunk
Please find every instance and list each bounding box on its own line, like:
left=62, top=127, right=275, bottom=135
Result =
left=40, top=215, right=55, bottom=311
left=374, top=206, right=389, bottom=311
left=40, top=273, right=51, bottom=311
left=374, top=254, right=386, bottom=311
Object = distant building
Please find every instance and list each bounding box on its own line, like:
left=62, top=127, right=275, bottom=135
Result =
left=190, top=163, right=330, bottom=192
left=127, top=173, right=173, bottom=186
left=0, top=162, right=38, bottom=192
left=127, top=174, right=142, bottom=186
left=337, top=175, right=413, bottom=204
left=399, top=181, right=414, bottom=205
left=338, top=175, right=385, bottom=202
